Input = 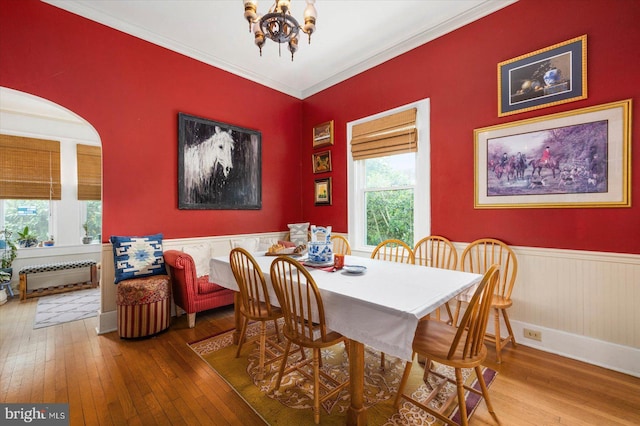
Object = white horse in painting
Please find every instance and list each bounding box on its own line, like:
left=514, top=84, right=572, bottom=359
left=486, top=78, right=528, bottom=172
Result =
left=184, top=126, right=235, bottom=202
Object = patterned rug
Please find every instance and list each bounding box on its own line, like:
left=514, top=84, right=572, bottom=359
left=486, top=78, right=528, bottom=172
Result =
left=33, top=287, right=100, bottom=329
left=189, top=321, right=497, bottom=425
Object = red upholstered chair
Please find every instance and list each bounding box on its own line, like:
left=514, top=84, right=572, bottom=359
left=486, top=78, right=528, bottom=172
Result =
left=163, top=250, right=235, bottom=328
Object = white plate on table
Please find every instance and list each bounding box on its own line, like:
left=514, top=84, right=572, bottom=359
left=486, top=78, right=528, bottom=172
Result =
left=343, top=265, right=367, bottom=275
left=303, top=260, right=334, bottom=268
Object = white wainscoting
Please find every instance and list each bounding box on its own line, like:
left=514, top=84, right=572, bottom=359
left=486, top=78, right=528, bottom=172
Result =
left=98, top=236, right=640, bottom=377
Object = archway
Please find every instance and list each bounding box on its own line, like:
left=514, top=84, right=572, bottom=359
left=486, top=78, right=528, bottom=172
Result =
left=0, top=86, right=104, bottom=325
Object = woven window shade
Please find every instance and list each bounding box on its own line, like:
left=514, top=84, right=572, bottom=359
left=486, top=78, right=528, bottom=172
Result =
left=76, top=144, right=102, bottom=200
left=0, top=134, right=61, bottom=200
left=351, top=108, right=417, bottom=160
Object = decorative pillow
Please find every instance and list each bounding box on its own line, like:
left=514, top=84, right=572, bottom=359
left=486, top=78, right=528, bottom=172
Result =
left=288, top=222, right=310, bottom=246
left=229, top=237, right=260, bottom=252
left=183, top=243, right=211, bottom=278
left=110, top=233, right=167, bottom=284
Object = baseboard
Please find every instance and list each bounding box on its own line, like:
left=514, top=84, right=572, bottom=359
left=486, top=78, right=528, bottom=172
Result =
left=511, top=320, right=640, bottom=378
left=96, top=309, right=117, bottom=334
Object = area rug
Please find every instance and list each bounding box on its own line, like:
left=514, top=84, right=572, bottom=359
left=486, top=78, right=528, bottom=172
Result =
left=189, top=321, right=497, bottom=425
left=33, top=287, right=100, bottom=329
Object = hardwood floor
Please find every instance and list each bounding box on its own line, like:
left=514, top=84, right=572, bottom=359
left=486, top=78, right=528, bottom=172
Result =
left=1, top=297, right=639, bottom=425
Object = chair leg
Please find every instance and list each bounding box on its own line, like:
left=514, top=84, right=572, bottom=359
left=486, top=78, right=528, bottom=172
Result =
left=235, top=316, right=249, bottom=358
left=474, top=365, right=496, bottom=419
left=454, top=368, right=469, bottom=426
left=313, top=347, right=321, bottom=424
left=273, top=318, right=281, bottom=342
left=380, top=352, right=386, bottom=370
left=444, top=302, right=454, bottom=325
left=275, top=339, right=292, bottom=391
left=502, top=308, right=517, bottom=347
left=187, top=312, right=196, bottom=328
left=494, top=307, right=503, bottom=363
left=256, top=321, right=267, bottom=380
left=394, top=354, right=414, bottom=409
left=453, top=300, right=462, bottom=327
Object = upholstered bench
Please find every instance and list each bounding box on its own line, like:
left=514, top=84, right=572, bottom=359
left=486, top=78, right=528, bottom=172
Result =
left=19, top=260, right=98, bottom=301
left=116, top=274, right=171, bottom=338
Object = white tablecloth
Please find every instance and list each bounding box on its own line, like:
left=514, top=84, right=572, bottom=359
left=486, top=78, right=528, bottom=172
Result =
left=210, top=253, right=481, bottom=361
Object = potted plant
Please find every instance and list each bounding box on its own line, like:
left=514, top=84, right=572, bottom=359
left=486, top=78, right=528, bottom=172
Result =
left=0, top=229, right=18, bottom=279
left=17, top=226, right=39, bottom=248
left=82, top=222, right=93, bottom=244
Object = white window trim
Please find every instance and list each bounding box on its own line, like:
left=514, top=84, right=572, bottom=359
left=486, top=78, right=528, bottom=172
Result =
left=347, top=98, right=431, bottom=254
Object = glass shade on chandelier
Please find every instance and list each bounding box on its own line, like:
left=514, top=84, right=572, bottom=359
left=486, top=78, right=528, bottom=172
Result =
left=243, top=0, right=317, bottom=61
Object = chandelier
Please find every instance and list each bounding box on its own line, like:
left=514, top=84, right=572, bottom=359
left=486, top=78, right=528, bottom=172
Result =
left=243, top=0, right=317, bottom=61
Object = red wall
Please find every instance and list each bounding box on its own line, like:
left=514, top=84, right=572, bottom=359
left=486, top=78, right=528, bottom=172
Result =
left=1, top=0, right=639, bottom=254
left=301, top=0, right=640, bottom=254
left=0, top=0, right=304, bottom=240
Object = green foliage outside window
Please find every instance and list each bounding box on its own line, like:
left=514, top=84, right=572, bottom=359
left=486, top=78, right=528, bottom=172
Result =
left=364, top=154, right=415, bottom=246
left=3, top=200, right=50, bottom=241
left=366, top=189, right=414, bottom=245
left=85, top=200, right=102, bottom=240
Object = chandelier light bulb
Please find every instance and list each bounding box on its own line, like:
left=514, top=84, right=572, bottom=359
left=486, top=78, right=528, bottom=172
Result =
left=243, top=0, right=258, bottom=30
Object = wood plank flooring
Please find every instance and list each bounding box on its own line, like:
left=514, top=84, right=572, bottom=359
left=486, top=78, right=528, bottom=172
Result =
left=1, top=297, right=639, bottom=425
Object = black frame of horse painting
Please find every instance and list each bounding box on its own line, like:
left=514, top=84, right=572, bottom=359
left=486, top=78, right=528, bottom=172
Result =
left=474, top=99, right=631, bottom=209
left=178, top=113, right=262, bottom=210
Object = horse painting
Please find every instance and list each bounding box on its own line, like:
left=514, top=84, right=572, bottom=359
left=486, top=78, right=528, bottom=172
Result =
left=179, top=113, right=262, bottom=210
left=529, top=157, right=560, bottom=178
left=183, top=126, right=235, bottom=203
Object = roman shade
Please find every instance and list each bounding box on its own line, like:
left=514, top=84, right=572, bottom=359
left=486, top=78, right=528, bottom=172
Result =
left=76, top=144, right=102, bottom=200
left=351, top=108, right=417, bottom=160
left=0, top=134, right=61, bottom=200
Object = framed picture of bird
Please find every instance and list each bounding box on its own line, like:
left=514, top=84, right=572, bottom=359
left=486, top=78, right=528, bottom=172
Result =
left=498, top=35, right=587, bottom=117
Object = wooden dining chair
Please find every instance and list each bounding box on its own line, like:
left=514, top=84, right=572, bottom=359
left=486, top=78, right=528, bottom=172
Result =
left=269, top=256, right=349, bottom=425
left=371, top=239, right=415, bottom=264
left=230, top=247, right=284, bottom=380
left=330, top=235, right=351, bottom=255
left=413, top=235, right=458, bottom=322
left=394, top=265, right=501, bottom=426
left=452, top=238, right=518, bottom=363
left=372, top=238, right=414, bottom=369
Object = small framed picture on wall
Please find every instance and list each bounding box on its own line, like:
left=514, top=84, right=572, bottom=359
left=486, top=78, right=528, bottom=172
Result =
left=312, top=120, right=334, bottom=148
left=314, top=177, right=332, bottom=205
left=312, top=150, right=332, bottom=173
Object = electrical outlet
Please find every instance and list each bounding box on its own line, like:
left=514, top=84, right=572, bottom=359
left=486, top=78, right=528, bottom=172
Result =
left=523, top=328, right=542, bottom=341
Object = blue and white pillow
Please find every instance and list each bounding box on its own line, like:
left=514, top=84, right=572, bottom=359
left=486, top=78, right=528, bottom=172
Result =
left=110, top=233, right=167, bottom=284
left=288, top=222, right=310, bottom=246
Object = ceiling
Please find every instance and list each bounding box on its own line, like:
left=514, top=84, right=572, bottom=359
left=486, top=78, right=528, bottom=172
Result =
left=41, top=0, right=516, bottom=99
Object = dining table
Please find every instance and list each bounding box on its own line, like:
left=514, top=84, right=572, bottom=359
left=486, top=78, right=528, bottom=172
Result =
left=209, top=252, right=482, bottom=425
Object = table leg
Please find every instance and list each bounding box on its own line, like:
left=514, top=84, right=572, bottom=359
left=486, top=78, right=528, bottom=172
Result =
left=346, top=339, right=367, bottom=426
left=232, top=292, right=242, bottom=345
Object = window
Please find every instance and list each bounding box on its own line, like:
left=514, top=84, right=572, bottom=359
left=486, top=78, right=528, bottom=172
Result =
left=0, top=200, right=52, bottom=241
left=348, top=99, right=430, bottom=251
left=83, top=200, right=102, bottom=240
left=363, top=153, right=415, bottom=245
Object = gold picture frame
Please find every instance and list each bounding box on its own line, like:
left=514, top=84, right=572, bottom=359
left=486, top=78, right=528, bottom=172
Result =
left=498, top=35, right=587, bottom=117
left=475, top=99, right=631, bottom=209
left=312, top=150, right=332, bottom=174
left=313, top=120, right=334, bottom=148
left=314, top=177, right=332, bottom=205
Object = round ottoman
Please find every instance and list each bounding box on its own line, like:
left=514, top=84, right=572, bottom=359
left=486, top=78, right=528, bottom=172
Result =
left=116, top=274, right=171, bottom=338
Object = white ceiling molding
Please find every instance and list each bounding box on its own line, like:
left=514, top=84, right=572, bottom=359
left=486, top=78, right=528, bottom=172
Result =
left=42, top=0, right=517, bottom=99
